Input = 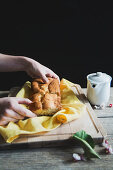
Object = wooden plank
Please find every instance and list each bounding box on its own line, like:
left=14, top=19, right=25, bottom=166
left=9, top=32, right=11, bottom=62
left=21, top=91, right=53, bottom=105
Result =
left=0, top=88, right=113, bottom=170
left=0, top=135, right=113, bottom=169
left=98, top=117, right=113, bottom=135
left=0, top=84, right=107, bottom=148
left=72, top=84, right=107, bottom=138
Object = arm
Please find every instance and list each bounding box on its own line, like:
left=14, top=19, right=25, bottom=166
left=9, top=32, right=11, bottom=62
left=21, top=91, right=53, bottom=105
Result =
left=0, top=53, right=60, bottom=125
left=0, top=53, right=26, bottom=72
left=0, top=53, right=59, bottom=83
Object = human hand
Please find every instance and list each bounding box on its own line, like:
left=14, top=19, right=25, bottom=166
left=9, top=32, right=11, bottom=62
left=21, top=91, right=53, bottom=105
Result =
left=0, top=54, right=60, bottom=83
left=24, top=57, right=60, bottom=83
left=0, top=97, right=36, bottom=126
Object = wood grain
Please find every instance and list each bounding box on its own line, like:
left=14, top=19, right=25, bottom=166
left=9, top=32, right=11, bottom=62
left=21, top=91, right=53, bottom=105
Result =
left=0, top=84, right=107, bottom=148
left=0, top=88, right=113, bottom=170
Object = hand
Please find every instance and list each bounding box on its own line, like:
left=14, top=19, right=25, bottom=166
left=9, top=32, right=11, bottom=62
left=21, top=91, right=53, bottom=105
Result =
left=24, top=57, right=60, bottom=83
left=0, top=97, right=36, bottom=126
left=0, top=54, right=60, bottom=83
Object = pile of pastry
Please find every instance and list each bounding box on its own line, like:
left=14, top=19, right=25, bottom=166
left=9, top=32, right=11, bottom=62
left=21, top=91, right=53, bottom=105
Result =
left=29, top=78, right=61, bottom=116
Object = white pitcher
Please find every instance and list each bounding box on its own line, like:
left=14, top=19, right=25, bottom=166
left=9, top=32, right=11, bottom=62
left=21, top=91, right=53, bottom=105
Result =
left=87, top=72, right=112, bottom=105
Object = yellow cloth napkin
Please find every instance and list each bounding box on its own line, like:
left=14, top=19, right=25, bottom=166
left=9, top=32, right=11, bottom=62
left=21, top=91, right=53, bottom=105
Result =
left=0, top=78, right=86, bottom=143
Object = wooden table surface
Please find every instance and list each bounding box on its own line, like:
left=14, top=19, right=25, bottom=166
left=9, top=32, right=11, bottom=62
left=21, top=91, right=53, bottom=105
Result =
left=0, top=88, right=113, bottom=170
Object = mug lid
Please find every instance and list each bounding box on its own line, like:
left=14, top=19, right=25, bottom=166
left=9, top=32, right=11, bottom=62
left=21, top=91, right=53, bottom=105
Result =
left=87, top=72, right=112, bottom=84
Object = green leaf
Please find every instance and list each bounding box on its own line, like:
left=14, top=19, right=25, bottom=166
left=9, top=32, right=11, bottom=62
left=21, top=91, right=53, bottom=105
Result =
left=73, top=130, right=95, bottom=148
left=73, top=130, right=101, bottom=159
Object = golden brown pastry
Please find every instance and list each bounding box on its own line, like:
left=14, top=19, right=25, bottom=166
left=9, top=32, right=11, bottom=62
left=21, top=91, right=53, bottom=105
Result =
left=29, top=77, right=61, bottom=116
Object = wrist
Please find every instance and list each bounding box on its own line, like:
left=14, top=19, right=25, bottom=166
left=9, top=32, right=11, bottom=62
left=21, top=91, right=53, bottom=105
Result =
left=5, top=55, right=28, bottom=72
left=17, top=56, right=30, bottom=71
left=22, top=56, right=41, bottom=71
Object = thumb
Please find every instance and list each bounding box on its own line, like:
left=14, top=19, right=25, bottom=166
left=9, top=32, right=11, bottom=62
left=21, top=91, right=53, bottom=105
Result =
left=41, top=74, right=49, bottom=83
left=16, top=98, right=33, bottom=105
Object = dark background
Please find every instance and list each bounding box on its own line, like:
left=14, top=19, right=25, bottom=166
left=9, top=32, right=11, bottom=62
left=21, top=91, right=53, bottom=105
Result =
left=0, top=1, right=113, bottom=90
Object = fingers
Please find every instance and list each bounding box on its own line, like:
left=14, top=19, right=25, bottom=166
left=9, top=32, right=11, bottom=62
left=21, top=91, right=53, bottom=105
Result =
left=0, top=116, right=17, bottom=126
left=4, top=109, right=24, bottom=120
left=26, top=59, right=60, bottom=83
left=12, top=103, right=36, bottom=118
left=46, top=71, right=60, bottom=83
left=40, top=73, right=49, bottom=83
left=38, top=64, right=60, bottom=83
left=52, top=74, right=60, bottom=83
left=1, top=116, right=17, bottom=122
left=0, top=97, right=37, bottom=126
left=15, top=98, right=33, bottom=105
left=0, top=120, right=8, bottom=126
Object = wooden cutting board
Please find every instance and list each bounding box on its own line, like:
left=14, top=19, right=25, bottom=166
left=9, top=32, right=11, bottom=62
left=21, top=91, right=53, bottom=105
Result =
left=0, top=84, right=107, bottom=149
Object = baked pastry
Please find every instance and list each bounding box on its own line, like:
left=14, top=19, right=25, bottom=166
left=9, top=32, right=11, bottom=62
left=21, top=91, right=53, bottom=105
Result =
left=29, top=77, right=61, bottom=115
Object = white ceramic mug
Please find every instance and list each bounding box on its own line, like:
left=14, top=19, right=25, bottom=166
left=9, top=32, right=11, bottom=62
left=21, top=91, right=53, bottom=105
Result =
left=87, top=72, right=112, bottom=105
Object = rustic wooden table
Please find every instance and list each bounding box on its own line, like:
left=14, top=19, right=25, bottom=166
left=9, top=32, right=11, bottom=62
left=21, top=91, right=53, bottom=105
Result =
left=0, top=88, right=113, bottom=170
